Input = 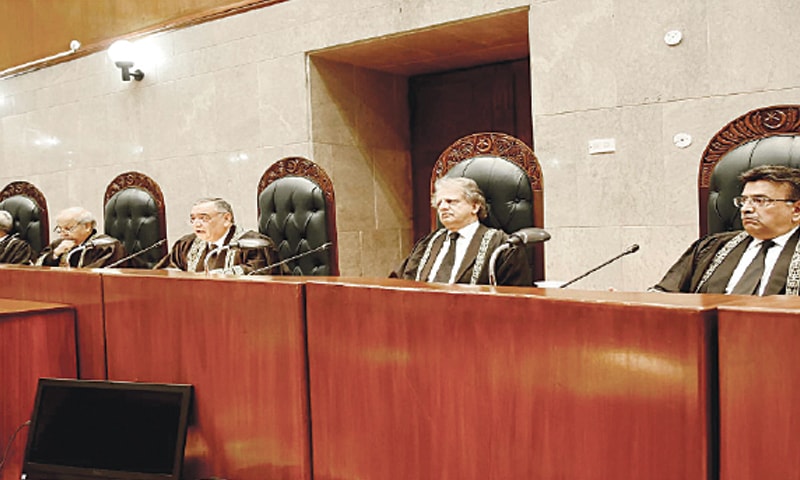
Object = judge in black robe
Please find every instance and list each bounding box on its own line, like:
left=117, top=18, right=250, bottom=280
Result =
left=155, top=197, right=283, bottom=275
left=391, top=177, right=531, bottom=287
left=36, top=207, right=126, bottom=268
left=0, top=210, right=34, bottom=264
left=652, top=165, right=800, bottom=295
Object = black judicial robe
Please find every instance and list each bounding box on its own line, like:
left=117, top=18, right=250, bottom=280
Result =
left=155, top=225, right=284, bottom=275
left=653, top=229, right=800, bottom=295
left=36, top=230, right=126, bottom=268
left=0, top=234, right=33, bottom=265
left=391, top=223, right=531, bottom=286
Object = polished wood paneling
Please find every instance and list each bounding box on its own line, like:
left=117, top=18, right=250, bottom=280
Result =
left=0, top=266, right=106, bottom=379
left=0, top=299, right=77, bottom=480
left=409, top=59, right=532, bottom=242
left=0, top=0, right=287, bottom=75
left=101, top=270, right=310, bottom=480
left=306, top=280, right=722, bottom=480
left=718, top=296, right=800, bottom=480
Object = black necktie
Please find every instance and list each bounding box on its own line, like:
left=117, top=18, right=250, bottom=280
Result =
left=433, top=232, right=459, bottom=283
left=731, top=240, right=775, bottom=295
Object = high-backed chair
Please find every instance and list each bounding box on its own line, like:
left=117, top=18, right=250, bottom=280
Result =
left=0, top=181, right=49, bottom=255
left=700, top=105, right=800, bottom=236
left=257, top=157, right=339, bottom=276
left=104, top=172, right=168, bottom=268
left=432, top=132, right=545, bottom=282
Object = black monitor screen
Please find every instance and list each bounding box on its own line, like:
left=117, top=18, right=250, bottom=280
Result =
left=23, top=378, right=193, bottom=480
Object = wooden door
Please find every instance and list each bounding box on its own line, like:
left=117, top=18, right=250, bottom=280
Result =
left=409, top=59, right=532, bottom=240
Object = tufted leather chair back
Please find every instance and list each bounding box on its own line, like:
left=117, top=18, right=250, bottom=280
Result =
left=0, top=181, right=49, bottom=255
left=700, top=106, right=800, bottom=235
left=433, top=132, right=544, bottom=282
left=104, top=172, right=167, bottom=268
left=258, top=157, right=338, bottom=276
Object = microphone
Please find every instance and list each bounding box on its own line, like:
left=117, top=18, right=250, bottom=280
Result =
left=229, top=237, right=273, bottom=249
left=204, top=237, right=279, bottom=274
left=558, top=244, right=640, bottom=289
left=488, top=228, right=551, bottom=286
left=507, top=228, right=551, bottom=246
left=104, top=238, right=167, bottom=268
left=247, top=242, right=332, bottom=276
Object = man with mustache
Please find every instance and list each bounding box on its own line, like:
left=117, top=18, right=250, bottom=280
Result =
left=391, top=176, right=531, bottom=286
left=36, top=207, right=126, bottom=268
left=653, top=165, right=800, bottom=295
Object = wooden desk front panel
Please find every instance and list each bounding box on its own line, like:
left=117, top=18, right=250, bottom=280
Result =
left=0, top=299, right=77, bottom=480
left=306, top=281, right=715, bottom=480
left=718, top=296, right=800, bottom=480
left=102, top=272, right=310, bottom=480
left=0, top=266, right=105, bottom=379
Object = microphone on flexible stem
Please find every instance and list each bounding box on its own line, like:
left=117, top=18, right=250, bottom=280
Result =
left=66, top=236, right=120, bottom=268
left=489, top=228, right=551, bottom=286
left=247, top=242, right=333, bottom=276
left=104, top=238, right=167, bottom=269
left=558, top=244, right=640, bottom=289
left=204, top=238, right=278, bottom=274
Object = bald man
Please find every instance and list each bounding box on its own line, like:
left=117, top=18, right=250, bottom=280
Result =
left=36, top=207, right=126, bottom=268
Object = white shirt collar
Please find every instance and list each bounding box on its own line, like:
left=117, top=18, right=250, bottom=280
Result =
left=208, top=227, right=232, bottom=250
left=451, top=220, right=480, bottom=241
left=751, top=226, right=798, bottom=250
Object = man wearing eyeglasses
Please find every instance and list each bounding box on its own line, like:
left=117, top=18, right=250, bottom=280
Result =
left=35, top=207, right=126, bottom=268
left=155, top=197, right=283, bottom=275
left=652, top=165, right=800, bottom=295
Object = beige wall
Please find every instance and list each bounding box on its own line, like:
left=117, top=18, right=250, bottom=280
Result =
left=1, top=0, right=799, bottom=289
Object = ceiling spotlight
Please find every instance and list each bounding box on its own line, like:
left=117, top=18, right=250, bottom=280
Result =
left=108, top=40, right=144, bottom=82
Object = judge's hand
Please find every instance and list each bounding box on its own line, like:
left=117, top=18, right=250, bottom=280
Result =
left=54, top=240, right=76, bottom=257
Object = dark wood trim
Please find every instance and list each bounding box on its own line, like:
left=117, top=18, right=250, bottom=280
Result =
left=258, top=157, right=336, bottom=211
left=258, top=156, right=339, bottom=275
left=699, top=105, right=800, bottom=235
left=0, top=0, right=290, bottom=80
left=0, top=180, right=50, bottom=247
left=432, top=132, right=543, bottom=194
left=104, top=171, right=165, bottom=210
left=699, top=105, right=800, bottom=189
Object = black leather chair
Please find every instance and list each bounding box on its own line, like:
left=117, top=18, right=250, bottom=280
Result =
left=104, top=172, right=168, bottom=268
left=433, top=132, right=545, bottom=282
left=700, top=105, right=800, bottom=235
left=0, top=181, right=49, bottom=256
left=258, top=157, right=338, bottom=276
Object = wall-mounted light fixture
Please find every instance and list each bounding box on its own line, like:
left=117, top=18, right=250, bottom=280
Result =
left=108, top=40, right=144, bottom=81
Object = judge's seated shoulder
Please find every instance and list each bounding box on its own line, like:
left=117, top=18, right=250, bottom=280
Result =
left=390, top=177, right=531, bottom=286
left=155, top=197, right=285, bottom=276
left=35, top=207, right=126, bottom=268
left=0, top=209, right=34, bottom=265
left=652, top=164, right=800, bottom=296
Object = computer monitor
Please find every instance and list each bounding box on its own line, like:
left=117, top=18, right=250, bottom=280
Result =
left=22, top=378, right=193, bottom=480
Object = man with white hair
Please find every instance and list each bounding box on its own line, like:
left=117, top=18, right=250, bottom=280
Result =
left=36, top=207, right=126, bottom=268
left=156, top=197, right=283, bottom=275
left=391, top=177, right=531, bottom=286
left=0, top=210, right=34, bottom=264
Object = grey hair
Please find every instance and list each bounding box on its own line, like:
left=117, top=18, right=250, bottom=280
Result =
left=59, top=207, right=96, bottom=228
left=432, top=176, right=488, bottom=220
left=194, top=197, right=235, bottom=222
left=0, top=210, right=13, bottom=233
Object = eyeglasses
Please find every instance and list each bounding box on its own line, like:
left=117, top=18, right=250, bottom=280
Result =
left=733, top=195, right=799, bottom=208
left=188, top=212, right=222, bottom=225
left=54, top=223, right=84, bottom=234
